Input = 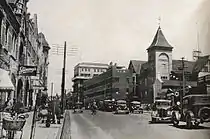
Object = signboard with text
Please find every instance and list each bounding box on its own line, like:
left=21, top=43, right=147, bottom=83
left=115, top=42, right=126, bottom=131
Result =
left=19, top=65, right=37, bottom=76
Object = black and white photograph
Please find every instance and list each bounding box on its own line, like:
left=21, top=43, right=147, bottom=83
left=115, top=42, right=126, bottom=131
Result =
left=0, top=0, right=210, bottom=139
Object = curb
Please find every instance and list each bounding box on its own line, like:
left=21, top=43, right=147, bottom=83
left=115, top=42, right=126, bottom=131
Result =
left=57, top=110, right=71, bottom=139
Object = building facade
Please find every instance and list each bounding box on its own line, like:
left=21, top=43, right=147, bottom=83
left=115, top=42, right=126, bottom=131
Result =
left=0, top=0, right=50, bottom=109
left=138, top=26, right=198, bottom=104
left=72, top=62, right=109, bottom=103
left=194, top=55, right=210, bottom=95
left=128, top=60, right=146, bottom=100
left=83, top=63, right=132, bottom=104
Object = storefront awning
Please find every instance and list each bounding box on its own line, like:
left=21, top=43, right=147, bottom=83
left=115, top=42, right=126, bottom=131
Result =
left=0, top=68, right=14, bottom=90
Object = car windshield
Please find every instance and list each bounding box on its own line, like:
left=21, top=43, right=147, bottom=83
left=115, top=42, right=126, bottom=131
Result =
left=193, top=96, right=210, bottom=104
left=117, top=101, right=126, bottom=105
left=155, top=101, right=170, bottom=107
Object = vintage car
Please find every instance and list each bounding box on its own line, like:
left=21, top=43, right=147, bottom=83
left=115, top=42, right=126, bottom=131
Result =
left=151, top=99, right=172, bottom=122
left=114, top=100, right=129, bottom=114
left=73, top=102, right=84, bottom=113
left=130, top=101, right=143, bottom=114
left=102, top=99, right=115, bottom=112
left=172, top=94, right=210, bottom=128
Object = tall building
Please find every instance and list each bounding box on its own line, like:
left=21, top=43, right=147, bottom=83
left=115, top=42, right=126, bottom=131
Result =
left=0, top=0, right=50, bottom=109
left=72, top=62, right=109, bottom=102
left=83, top=63, right=132, bottom=104
left=139, top=26, right=197, bottom=104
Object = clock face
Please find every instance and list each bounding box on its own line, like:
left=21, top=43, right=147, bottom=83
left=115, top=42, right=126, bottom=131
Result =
left=158, top=53, right=169, bottom=75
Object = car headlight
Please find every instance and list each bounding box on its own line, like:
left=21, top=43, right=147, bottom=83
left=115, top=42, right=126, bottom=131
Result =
left=167, top=111, right=172, bottom=115
left=152, top=111, right=158, bottom=116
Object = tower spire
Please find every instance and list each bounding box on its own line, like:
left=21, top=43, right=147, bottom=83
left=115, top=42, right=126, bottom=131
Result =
left=158, top=16, right=161, bottom=28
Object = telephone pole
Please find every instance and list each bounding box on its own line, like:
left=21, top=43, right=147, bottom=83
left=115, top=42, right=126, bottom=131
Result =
left=180, top=57, right=187, bottom=111
left=61, top=41, right=67, bottom=114
left=51, top=82, right=54, bottom=101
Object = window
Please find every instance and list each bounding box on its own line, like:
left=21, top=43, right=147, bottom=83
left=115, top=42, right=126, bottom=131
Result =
left=7, top=29, right=13, bottom=52
left=1, top=20, right=6, bottom=46
left=145, top=79, right=147, bottom=86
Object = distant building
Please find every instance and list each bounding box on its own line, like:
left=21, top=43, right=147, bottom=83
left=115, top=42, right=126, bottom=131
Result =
left=72, top=62, right=109, bottom=102
left=195, top=55, right=210, bottom=95
left=83, top=63, right=132, bottom=104
left=128, top=60, right=146, bottom=100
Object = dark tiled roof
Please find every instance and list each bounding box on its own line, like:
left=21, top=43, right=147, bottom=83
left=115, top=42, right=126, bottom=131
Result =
left=147, top=26, right=173, bottom=50
left=38, top=33, right=50, bottom=48
left=192, top=55, right=210, bottom=73
left=172, top=60, right=195, bottom=73
left=128, top=60, right=146, bottom=74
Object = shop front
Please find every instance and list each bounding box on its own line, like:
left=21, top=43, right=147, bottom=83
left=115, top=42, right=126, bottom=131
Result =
left=0, top=68, right=15, bottom=121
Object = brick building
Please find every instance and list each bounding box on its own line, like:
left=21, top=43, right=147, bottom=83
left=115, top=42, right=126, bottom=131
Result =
left=137, top=26, right=198, bottom=104
left=0, top=0, right=50, bottom=108
left=72, top=62, right=109, bottom=103
left=83, top=63, right=132, bottom=104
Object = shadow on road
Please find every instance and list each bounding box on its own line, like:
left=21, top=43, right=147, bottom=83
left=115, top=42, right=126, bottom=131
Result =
left=148, top=121, right=172, bottom=124
left=169, top=125, right=210, bottom=130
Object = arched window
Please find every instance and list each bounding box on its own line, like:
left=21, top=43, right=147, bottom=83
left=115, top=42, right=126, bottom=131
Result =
left=158, top=53, right=169, bottom=79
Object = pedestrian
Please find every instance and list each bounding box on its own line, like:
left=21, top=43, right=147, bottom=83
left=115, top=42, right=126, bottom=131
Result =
left=4, top=98, right=13, bottom=112
left=54, top=97, right=61, bottom=124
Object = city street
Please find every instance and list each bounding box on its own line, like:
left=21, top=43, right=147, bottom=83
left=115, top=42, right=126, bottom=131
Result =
left=67, top=110, right=210, bottom=139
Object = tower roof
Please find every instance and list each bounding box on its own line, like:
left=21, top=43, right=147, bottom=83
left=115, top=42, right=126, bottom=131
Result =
left=147, top=26, right=173, bottom=51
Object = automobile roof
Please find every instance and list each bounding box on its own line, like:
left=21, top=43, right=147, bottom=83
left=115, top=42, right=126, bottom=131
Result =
left=183, top=94, right=210, bottom=99
left=155, top=99, right=171, bottom=102
left=131, top=101, right=141, bottom=104
left=117, top=100, right=126, bottom=103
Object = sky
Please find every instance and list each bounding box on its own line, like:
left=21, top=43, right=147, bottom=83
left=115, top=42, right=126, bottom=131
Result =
left=27, top=0, right=209, bottom=95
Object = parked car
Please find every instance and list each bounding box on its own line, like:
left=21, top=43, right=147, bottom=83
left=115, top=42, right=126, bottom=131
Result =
left=114, top=100, right=129, bottom=114
left=151, top=99, right=172, bottom=122
left=172, top=94, right=210, bottom=128
left=73, top=102, right=83, bottom=113
left=130, top=101, right=143, bottom=114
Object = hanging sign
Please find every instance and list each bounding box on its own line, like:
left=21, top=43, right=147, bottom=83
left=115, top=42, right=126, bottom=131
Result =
left=19, top=65, right=37, bottom=76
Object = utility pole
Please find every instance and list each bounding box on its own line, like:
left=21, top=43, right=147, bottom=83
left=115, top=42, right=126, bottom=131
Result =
left=61, top=41, right=67, bottom=114
left=51, top=82, right=54, bottom=101
left=180, top=57, right=186, bottom=111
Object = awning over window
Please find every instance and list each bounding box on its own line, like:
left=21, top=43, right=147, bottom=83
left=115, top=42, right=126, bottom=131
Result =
left=0, top=68, right=14, bottom=90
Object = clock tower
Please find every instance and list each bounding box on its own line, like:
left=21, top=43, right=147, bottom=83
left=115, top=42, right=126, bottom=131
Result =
left=147, top=26, right=173, bottom=81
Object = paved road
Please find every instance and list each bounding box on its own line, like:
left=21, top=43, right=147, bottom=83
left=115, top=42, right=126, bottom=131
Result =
left=67, top=110, right=210, bottom=139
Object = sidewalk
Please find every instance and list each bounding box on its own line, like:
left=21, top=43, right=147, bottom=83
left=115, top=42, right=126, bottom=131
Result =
left=0, top=112, right=63, bottom=139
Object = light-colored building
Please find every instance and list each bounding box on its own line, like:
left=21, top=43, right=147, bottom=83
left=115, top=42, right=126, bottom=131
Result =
left=72, top=62, right=109, bottom=102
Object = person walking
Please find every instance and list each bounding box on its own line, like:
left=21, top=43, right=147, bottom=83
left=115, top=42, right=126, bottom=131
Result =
left=54, top=97, right=61, bottom=124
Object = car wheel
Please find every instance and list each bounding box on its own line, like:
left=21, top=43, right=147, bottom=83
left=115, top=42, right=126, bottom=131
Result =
left=186, top=115, right=192, bottom=129
left=194, top=121, right=200, bottom=128
left=151, top=117, right=156, bottom=123
left=172, top=112, right=179, bottom=127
